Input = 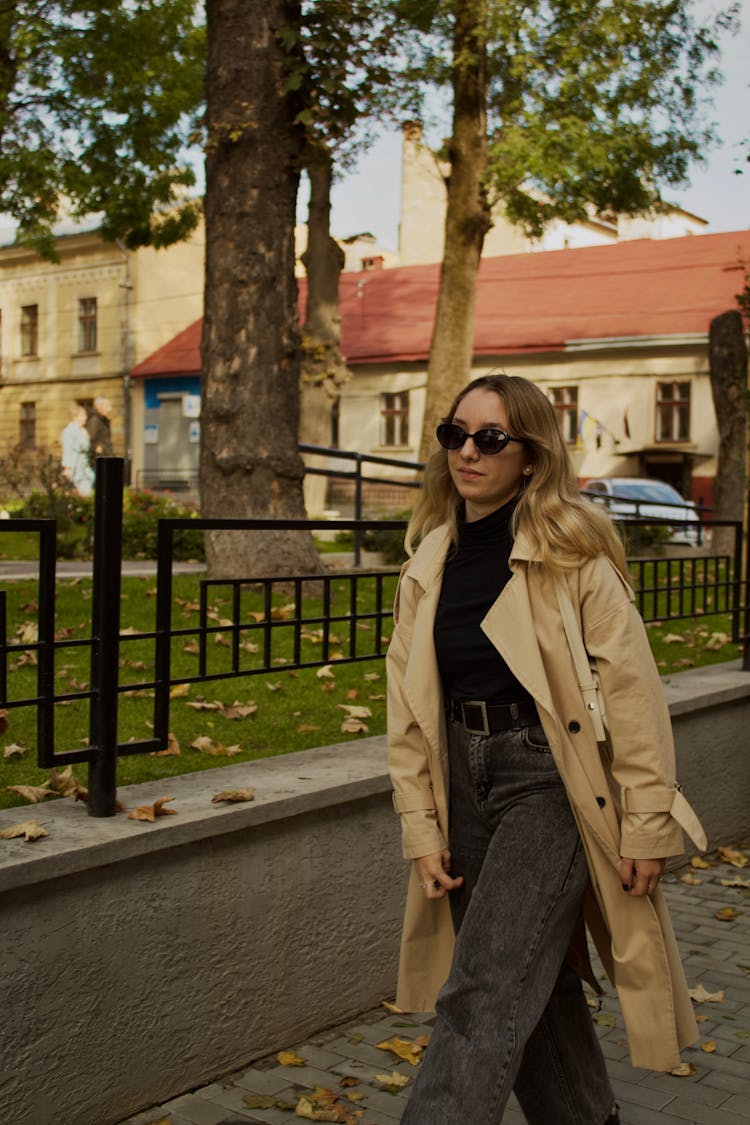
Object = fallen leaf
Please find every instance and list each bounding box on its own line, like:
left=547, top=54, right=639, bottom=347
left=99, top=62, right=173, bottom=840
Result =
left=689, top=984, right=725, bottom=1003
left=690, top=856, right=712, bottom=869
left=265, top=681, right=284, bottom=692
left=169, top=683, right=190, bottom=699
left=718, top=847, right=748, bottom=868
left=119, top=625, right=140, bottom=635
left=338, top=1077, right=360, bottom=1088
left=680, top=873, right=703, bottom=885
left=128, top=796, right=177, bottom=822
left=336, top=704, right=372, bottom=719
left=363, top=672, right=380, bottom=682
left=243, top=1095, right=276, bottom=1109
left=277, top=1050, right=306, bottom=1067
left=185, top=700, right=223, bottom=712
left=15, top=621, right=38, bottom=644
left=376, top=1036, right=424, bottom=1065
left=381, top=1000, right=404, bottom=1014
left=240, top=640, right=259, bottom=653
left=340, top=718, right=369, bottom=734
left=720, top=877, right=750, bottom=888
left=221, top=701, right=258, bottom=719
left=211, top=788, right=255, bottom=803
left=151, top=732, right=181, bottom=757
left=5, top=784, right=53, bottom=803
left=343, top=1091, right=364, bottom=1102
left=319, top=682, right=336, bottom=693
left=0, top=819, right=48, bottom=841
left=317, top=665, right=335, bottom=679
left=295, top=1091, right=359, bottom=1123
left=369, top=693, right=386, bottom=701
left=670, top=1061, right=697, bottom=1077
left=190, top=735, right=216, bottom=751
left=705, top=632, right=732, bottom=650
left=183, top=641, right=200, bottom=655
left=374, top=1071, right=410, bottom=1090
left=592, top=1012, right=617, bottom=1028
left=715, top=907, right=739, bottom=922
left=0, top=709, right=8, bottom=735
left=695, top=1015, right=709, bottom=1023
left=663, top=633, right=685, bottom=643
left=700, top=1040, right=717, bottom=1053
left=3, top=742, right=27, bottom=759
left=270, top=603, right=295, bottom=620
left=297, top=724, right=320, bottom=733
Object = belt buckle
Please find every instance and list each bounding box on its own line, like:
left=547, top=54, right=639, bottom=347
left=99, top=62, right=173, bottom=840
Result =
left=461, top=699, right=490, bottom=736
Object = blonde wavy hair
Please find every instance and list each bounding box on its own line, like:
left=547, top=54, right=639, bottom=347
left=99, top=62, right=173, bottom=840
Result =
left=406, top=373, right=627, bottom=573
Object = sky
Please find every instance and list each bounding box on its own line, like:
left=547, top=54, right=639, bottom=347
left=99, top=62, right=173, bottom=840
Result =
left=321, top=0, right=749, bottom=252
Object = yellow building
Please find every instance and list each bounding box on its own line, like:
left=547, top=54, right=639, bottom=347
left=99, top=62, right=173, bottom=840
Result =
left=0, top=219, right=205, bottom=479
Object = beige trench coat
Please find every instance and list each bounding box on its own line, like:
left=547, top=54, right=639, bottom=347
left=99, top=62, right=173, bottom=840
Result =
left=386, top=524, right=707, bottom=1071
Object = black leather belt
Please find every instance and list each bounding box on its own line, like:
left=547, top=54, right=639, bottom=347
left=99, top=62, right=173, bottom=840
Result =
left=448, top=698, right=539, bottom=736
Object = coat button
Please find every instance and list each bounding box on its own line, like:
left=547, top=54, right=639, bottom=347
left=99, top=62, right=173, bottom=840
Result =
left=568, top=720, right=581, bottom=733
left=596, top=796, right=606, bottom=808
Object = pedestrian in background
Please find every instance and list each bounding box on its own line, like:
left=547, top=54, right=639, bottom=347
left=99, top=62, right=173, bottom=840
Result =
left=387, top=373, right=706, bottom=1124
left=86, top=395, right=114, bottom=464
left=60, top=402, right=95, bottom=497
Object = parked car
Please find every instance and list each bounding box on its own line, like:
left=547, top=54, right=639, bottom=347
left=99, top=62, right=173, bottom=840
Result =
left=583, top=477, right=702, bottom=547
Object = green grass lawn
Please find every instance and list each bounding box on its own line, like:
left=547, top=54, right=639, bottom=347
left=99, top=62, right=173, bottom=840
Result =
left=0, top=560, right=743, bottom=812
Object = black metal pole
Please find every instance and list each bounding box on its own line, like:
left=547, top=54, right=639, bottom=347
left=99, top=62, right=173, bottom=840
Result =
left=88, top=457, right=123, bottom=816
left=353, top=454, right=363, bottom=567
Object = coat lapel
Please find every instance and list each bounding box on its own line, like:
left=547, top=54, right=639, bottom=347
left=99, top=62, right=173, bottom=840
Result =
left=480, top=570, right=555, bottom=720
left=402, top=528, right=451, bottom=761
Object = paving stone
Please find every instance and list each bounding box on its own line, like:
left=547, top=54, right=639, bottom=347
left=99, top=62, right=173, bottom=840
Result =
left=154, top=1095, right=230, bottom=1125
left=664, top=1096, right=749, bottom=1122
left=327, top=1037, right=405, bottom=1068
left=722, top=1095, right=750, bottom=1119
left=264, top=1063, right=346, bottom=1090
left=615, top=1101, right=691, bottom=1124
left=638, top=1075, right=730, bottom=1106
left=233, top=1068, right=300, bottom=1096
left=700, top=1072, right=750, bottom=1098
left=194, top=1084, right=295, bottom=1125
left=287, top=1044, right=351, bottom=1070
left=609, top=1078, right=675, bottom=1110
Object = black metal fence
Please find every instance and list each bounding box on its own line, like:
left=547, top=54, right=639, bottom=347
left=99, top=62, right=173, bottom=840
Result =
left=1, top=457, right=748, bottom=818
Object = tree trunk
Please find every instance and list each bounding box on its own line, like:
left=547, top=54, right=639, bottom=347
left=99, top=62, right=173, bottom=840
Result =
left=299, top=151, right=349, bottom=516
left=708, top=309, right=748, bottom=558
left=200, top=0, right=322, bottom=577
left=418, top=0, right=492, bottom=461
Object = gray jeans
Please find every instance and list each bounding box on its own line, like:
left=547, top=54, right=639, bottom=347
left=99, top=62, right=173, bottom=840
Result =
left=400, top=718, right=615, bottom=1125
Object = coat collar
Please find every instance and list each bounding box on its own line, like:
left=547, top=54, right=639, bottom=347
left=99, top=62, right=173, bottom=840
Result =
left=405, top=519, right=541, bottom=591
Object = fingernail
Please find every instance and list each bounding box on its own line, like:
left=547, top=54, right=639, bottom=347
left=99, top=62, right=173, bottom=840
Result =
left=622, top=883, right=629, bottom=891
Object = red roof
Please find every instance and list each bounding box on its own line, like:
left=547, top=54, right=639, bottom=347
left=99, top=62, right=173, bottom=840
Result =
left=130, top=230, right=750, bottom=377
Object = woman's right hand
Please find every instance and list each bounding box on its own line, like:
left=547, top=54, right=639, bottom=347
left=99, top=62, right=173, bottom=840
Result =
left=413, top=850, right=464, bottom=899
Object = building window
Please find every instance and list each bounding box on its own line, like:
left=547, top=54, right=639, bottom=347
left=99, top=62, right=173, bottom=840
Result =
left=21, top=304, right=38, bottom=357
left=548, top=386, right=578, bottom=444
left=380, top=391, right=409, bottom=447
left=78, top=297, right=97, bottom=352
left=330, top=396, right=340, bottom=449
left=20, top=402, right=36, bottom=450
left=656, top=381, right=690, bottom=442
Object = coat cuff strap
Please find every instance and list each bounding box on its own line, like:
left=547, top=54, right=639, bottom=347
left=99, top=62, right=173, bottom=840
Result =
left=392, top=788, right=436, bottom=814
left=620, top=785, right=707, bottom=852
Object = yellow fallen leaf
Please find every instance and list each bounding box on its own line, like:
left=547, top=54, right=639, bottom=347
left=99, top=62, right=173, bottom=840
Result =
left=663, top=633, right=685, bottom=644
left=695, top=1015, right=709, bottom=1023
left=700, top=1040, right=717, bottom=1053
left=336, top=704, right=372, bottom=719
left=718, top=847, right=748, bottom=868
left=277, top=1050, right=306, bottom=1067
left=295, top=1093, right=359, bottom=1123
left=243, top=1095, right=276, bottom=1110
left=720, top=876, right=750, bottom=888
left=317, top=665, right=335, bottom=679
left=363, top=672, right=380, bottom=682
left=715, top=907, right=739, bottom=922
left=265, top=680, right=283, bottom=692
left=211, top=788, right=255, bottom=804
left=169, top=683, right=190, bottom=699
left=297, top=723, right=320, bottom=733
left=5, top=784, right=53, bottom=803
left=128, top=796, right=177, bottom=822
left=48, top=765, right=84, bottom=797
left=0, top=819, right=48, bottom=841
left=151, top=732, right=181, bottom=757
left=3, top=742, right=27, bottom=759
left=374, top=1071, right=410, bottom=1089
left=690, top=856, right=712, bottom=869
left=376, top=1036, right=424, bottom=1065
left=185, top=700, right=223, bottom=712
left=680, top=872, right=703, bottom=885
left=338, top=1077, right=360, bottom=1088
left=340, top=718, right=369, bottom=734
left=381, top=1000, right=404, bottom=1014
left=689, top=984, right=725, bottom=1003
left=670, top=1061, right=697, bottom=1077
left=191, top=735, right=216, bottom=751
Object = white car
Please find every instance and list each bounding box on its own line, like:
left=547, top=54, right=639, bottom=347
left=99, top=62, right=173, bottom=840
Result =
left=583, top=478, right=703, bottom=547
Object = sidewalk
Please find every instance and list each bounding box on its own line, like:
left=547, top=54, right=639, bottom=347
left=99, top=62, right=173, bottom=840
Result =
left=121, top=848, right=750, bottom=1125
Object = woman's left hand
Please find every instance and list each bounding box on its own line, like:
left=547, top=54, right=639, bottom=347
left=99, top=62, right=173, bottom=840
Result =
left=620, top=856, right=665, bottom=896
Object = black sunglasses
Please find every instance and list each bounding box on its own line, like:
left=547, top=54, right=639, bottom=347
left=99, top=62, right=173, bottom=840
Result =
left=436, top=422, right=524, bottom=456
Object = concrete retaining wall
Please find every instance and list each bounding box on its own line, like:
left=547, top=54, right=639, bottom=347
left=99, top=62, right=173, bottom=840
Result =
left=0, top=661, right=748, bottom=1125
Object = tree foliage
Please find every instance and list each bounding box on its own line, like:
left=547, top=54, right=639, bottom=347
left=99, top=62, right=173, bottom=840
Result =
left=413, top=0, right=740, bottom=455
left=0, top=0, right=204, bottom=256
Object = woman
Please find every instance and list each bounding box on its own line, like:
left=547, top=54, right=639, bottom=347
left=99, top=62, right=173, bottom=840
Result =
left=61, top=402, right=95, bottom=497
left=386, top=374, right=705, bottom=1125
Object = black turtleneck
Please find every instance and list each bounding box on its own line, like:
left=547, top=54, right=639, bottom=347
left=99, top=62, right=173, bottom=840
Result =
left=433, top=497, right=533, bottom=705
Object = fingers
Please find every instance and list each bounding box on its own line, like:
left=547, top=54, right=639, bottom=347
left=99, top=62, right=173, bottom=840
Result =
left=413, top=850, right=464, bottom=900
left=621, top=857, right=666, bottom=897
